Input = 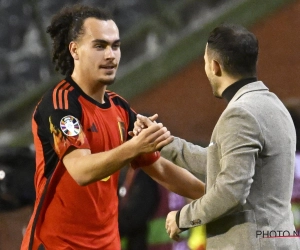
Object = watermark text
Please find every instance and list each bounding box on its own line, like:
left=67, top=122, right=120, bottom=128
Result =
left=256, top=230, right=300, bottom=238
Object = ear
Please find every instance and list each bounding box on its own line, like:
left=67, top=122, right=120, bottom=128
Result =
left=69, top=41, right=79, bottom=60
left=212, top=60, right=222, bottom=77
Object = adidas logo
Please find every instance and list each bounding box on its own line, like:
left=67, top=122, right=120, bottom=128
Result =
left=87, top=123, right=98, bottom=132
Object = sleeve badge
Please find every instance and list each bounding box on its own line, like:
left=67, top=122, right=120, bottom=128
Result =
left=60, top=115, right=81, bottom=136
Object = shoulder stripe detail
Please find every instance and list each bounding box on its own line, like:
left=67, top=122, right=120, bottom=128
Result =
left=58, top=83, right=71, bottom=109
left=53, top=80, right=73, bottom=110
left=64, top=86, right=74, bottom=110
left=53, top=80, right=66, bottom=109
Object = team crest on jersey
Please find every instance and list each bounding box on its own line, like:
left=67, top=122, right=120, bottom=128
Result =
left=118, top=121, right=126, bottom=143
left=60, top=115, right=81, bottom=136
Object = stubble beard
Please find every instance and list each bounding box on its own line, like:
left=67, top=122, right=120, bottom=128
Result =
left=98, top=76, right=116, bottom=86
left=210, top=80, right=222, bottom=99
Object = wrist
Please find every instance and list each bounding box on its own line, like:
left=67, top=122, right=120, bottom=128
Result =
left=131, top=151, right=161, bottom=169
left=176, top=209, right=189, bottom=231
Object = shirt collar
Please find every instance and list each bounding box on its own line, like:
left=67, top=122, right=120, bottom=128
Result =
left=222, top=77, right=257, bottom=103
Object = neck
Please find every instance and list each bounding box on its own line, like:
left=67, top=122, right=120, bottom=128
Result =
left=71, top=73, right=106, bottom=104
left=219, top=76, right=240, bottom=96
left=222, top=77, right=257, bottom=102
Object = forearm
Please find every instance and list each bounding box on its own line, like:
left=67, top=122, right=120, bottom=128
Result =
left=63, top=140, right=139, bottom=185
left=63, top=122, right=173, bottom=185
left=178, top=153, right=256, bottom=228
left=160, top=137, right=207, bottom=180
left=142, top=157, right=205, bottom=200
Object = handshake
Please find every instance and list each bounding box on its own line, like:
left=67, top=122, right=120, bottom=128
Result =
left=129, top=114, right=173, bottom=169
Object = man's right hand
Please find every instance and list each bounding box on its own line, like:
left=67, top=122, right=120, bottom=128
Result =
left=130, top=120, right=173, bottom=152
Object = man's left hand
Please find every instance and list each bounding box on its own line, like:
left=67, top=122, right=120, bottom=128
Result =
left=165, top=210, right=182, bottom=241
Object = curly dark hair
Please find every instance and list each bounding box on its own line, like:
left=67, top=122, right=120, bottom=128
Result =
left=46, top=4, right=112, bottom=76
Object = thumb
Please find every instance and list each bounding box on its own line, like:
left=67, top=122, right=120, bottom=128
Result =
left=128, top=131, right=134, bottom=137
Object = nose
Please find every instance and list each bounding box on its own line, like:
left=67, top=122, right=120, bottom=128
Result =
left=104, top=46, right=115, bottom=59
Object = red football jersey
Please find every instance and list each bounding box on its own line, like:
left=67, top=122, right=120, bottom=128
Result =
left=21, top=76, right=136, bottom=250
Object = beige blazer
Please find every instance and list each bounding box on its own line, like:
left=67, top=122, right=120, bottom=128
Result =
left=161, top=81, right=300, bottom=249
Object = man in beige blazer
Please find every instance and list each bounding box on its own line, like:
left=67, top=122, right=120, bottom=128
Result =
left=136, top=23, right=300, bottom=249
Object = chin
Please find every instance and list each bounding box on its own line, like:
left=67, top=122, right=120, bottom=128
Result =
left=212, top=89, right=222, bottom=98
left=212, top=89, right=222, bottom=99
left=99, top=77, right=116, bottom=86
left=214, top=94, right=222, bottom=99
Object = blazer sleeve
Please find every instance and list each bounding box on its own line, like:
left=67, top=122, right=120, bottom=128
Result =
left=178, top=105, right=264, bottom=228
left=160, top=137, right=207, bottom=181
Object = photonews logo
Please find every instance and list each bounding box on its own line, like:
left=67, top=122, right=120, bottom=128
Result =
left=256, top=230, right=300, bottom=238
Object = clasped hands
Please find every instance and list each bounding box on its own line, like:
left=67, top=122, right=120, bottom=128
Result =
left=129, top=114, right=159, bottom=136
left=129, top=114, right=173, bottom=151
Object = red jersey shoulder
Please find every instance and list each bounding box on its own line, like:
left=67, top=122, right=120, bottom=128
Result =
left=34, top=79, right=89, bottom=161
left=106, top=90, right=127, bottom=102
left=106, top=90, right=136, bottom=112
left=36, top=79, right=81, bottom=119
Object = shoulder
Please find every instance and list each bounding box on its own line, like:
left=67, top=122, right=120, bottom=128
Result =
left=218, top=103, right=262, bottom=137
left=41, top=78, right=80, bottom=107
left=34, top=79, right=82, bottom=124
left=106, top=90, right=128, bottom=104
left=222, top=103, right=257, bottom=122
left=106, top=90, right=133, bottom=111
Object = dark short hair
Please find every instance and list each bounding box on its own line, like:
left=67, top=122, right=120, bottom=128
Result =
left=207, top=23, right=258, bottom=78
left=46, top=4, right=113, bottom=76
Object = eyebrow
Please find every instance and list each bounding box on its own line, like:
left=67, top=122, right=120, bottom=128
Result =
left=91, top=39, right=121, bottom=45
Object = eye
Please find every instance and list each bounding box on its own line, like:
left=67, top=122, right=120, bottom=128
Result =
left=112, top=43, right=121, bottom=50
left=95, top=44, right=105, bottom=49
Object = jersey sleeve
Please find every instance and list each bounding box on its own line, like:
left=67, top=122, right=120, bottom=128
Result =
left=49, top=109, right=90, bottom=159
left=35, top=82, right=90, bottom=160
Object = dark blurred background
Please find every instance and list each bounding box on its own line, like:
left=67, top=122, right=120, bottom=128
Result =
left=0, top=0, right=299, bottom=249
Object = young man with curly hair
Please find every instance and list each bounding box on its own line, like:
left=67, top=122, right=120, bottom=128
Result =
left=21, top=4, right=204, bottom=250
